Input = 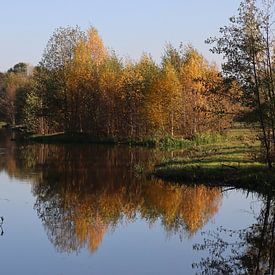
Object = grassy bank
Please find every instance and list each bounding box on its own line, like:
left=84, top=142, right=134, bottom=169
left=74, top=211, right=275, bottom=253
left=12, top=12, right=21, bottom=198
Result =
left=153, top=127, right=275, bottom=194
left=27, top=131, right=227, bottom=149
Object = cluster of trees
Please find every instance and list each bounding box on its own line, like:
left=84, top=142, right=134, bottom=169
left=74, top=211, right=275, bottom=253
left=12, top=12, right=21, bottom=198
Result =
left=0, top=27, right=241, bottom=140
left=0, top=63, right=32, bottom=126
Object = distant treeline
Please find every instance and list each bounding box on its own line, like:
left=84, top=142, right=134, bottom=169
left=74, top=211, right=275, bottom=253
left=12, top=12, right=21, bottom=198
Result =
left=0, top=27, right=242, bottom=140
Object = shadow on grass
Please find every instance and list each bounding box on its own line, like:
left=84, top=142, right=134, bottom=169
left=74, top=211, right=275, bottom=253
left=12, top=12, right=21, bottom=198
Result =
left=153, top=165, right=275, bottom=195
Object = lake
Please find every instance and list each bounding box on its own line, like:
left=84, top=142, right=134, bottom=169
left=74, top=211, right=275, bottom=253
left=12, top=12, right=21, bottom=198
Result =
left=0, top=129, right=273, bottom=275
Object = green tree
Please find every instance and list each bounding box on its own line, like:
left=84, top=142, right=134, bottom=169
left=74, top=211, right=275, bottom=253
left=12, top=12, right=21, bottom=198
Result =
left=207, top=0, right=275, bottom=167
left=7, top=62, right=28, bottom=74
left=0, top=69, right=30, bottom=125
left=40, top=26, right=85, bottom=132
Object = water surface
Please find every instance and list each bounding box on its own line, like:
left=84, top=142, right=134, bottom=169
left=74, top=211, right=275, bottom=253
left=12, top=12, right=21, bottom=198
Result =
left=0, top=129, right=273, bottom=274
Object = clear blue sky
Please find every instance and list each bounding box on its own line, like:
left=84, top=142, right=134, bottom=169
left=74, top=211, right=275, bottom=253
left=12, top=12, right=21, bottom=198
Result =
left=0, top=0, right=241, bottom=72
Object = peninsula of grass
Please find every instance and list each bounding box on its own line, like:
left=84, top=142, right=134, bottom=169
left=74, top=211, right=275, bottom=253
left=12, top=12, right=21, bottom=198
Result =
left=153, top=127, right=275, bottom=195
left=27, top=131, right=226, bottom=149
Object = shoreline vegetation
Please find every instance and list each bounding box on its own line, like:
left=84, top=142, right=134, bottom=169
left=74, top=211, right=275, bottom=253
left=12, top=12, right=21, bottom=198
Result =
left=25, top=129, right=227, bottom=149
left=153, top=127, right=275, bottom=195
left=16, top=124, right=275, bottom=194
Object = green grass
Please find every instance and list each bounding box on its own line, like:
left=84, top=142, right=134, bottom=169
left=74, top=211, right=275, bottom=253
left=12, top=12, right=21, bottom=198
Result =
left=192, top=132, right=228, bottom=145
left=153, top=127, right=275, bottom=194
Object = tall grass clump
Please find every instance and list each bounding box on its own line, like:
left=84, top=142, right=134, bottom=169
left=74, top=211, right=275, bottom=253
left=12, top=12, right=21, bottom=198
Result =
left=192, top=132, right=227, bottom=145
left=159, top=136, right=193, bottom=150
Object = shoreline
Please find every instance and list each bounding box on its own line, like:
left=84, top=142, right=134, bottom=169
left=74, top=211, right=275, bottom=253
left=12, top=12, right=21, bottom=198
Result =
left=10, top=127, right=275, bottom=195
left=24, top=132, right=215, bottom=149
left=152, top=165, right=275, bottom=196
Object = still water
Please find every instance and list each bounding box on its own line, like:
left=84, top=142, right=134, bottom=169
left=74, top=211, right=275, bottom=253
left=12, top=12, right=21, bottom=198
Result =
left=0, top=129, right=273, bottom=275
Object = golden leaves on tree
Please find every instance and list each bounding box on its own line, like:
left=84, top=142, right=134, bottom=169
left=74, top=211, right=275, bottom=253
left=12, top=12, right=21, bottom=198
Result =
left=21, top=26, right=242, bottom=138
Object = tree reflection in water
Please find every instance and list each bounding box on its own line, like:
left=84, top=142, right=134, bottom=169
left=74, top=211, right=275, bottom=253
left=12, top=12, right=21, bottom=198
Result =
left=193, top=195, right=275, bottom=274
left=0, top=133, right=222, bottom=254
left=0, top=216, right=4, bottom=236
left=1, top=129, right=274, bottom=273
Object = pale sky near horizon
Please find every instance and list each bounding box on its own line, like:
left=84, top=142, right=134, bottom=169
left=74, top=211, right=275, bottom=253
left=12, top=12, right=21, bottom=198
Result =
left=0, top=0, right=241, bottom=72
